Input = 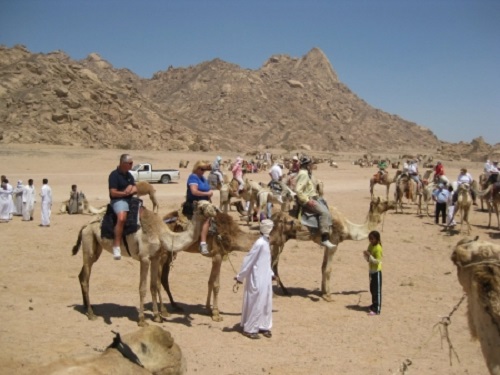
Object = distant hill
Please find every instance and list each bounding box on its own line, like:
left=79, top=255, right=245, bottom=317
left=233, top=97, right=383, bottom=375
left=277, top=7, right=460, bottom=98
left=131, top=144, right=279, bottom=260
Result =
left=0, top=44, right=498, bottom=160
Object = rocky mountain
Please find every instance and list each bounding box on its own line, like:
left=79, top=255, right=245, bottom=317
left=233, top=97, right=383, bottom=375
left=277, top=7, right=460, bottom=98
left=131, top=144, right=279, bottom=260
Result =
left=0, top=44, right=498, bottom=158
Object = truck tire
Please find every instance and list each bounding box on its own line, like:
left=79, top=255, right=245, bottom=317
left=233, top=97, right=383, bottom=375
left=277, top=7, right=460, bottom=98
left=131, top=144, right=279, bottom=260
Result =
left=160, top=175, right=171, bottom=184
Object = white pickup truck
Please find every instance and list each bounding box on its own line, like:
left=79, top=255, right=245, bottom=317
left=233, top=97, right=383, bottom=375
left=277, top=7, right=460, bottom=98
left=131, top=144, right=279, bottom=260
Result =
left=129, top=163, right=180, bottom=184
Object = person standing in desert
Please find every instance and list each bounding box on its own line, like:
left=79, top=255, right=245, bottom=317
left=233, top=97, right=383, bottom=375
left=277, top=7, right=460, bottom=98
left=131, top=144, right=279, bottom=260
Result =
left=234, top=219, right=275, bottom=339
left=39, top=178, right=52, bottom=227
left=22, top=179, right=36, bottom=221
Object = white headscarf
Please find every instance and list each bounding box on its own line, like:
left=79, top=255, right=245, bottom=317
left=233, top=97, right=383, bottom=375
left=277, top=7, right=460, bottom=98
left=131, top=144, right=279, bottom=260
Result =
left=260, top=219, right=274, bottom=236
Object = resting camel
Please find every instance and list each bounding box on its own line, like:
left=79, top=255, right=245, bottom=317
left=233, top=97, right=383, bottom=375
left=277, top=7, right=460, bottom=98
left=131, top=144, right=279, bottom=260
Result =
left=451, top=236, right=500, bottom=375
left=59, top=193, right=106, bottom=215
left=160, top=209, right=259, bottom=321
left=269, top=197, right=395, bottom=300
left=448, top=183, right=473, bottom=234
left=369, top=170, right=396, bottom=199
left=40, top=326, right=186, bottom=375
left=473, top=183, right=500, bottom=230
left=136, top=181, right=159, bottom=213
left=71, top=200, right=217, bottom=326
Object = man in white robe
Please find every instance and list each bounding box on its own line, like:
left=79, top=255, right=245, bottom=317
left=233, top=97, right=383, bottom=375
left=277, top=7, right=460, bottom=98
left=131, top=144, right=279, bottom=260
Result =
left=0, top=179, right=13, bottom=222
left=40, top=178, right=52, bottom=227
left=235, top=219, right=275, bottom=339
left=12, top=180, right=24, bottom=216
left=22, top=179, right=36, bottom=221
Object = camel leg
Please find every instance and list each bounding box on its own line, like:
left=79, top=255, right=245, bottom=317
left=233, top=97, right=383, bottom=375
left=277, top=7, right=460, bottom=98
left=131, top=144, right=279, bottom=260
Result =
left=78, top=263, right=97, bottom=320
left=149, top=256, right=162, bottom=323
left=271, top=244, right=289, bottom=295
left=206, top=253, right=223, bottom=322
left=160, top=253, right=182, bottom=311
left=138, top=258, right=150, bottom=327
left=321, top=246, right=338, bottom=302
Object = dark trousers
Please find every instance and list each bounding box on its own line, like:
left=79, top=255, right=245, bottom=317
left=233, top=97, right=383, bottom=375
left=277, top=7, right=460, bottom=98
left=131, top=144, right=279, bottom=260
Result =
left=369, top=271, right=382, bottom=314
left=435, top=202, right=446, bottom=224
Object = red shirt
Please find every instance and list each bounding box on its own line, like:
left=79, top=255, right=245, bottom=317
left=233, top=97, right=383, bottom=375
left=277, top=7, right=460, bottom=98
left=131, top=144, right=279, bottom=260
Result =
left=434, top=164, right=444, bottom=176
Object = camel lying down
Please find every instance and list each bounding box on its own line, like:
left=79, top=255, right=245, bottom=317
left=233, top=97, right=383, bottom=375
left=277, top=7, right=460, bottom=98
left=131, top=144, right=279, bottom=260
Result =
left=451, top=236, right=500, bottom=375
left=39, top=326, right=186, bottom=375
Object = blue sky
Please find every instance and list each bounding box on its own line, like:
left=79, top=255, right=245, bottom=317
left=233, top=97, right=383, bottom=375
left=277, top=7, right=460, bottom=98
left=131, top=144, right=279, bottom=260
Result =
left=1, top=0, right=499, bottom=145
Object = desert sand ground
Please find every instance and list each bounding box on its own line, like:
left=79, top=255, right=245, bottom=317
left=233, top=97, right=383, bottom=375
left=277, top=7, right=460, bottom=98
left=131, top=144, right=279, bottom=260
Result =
left=0, top=144, right=497, bottom=375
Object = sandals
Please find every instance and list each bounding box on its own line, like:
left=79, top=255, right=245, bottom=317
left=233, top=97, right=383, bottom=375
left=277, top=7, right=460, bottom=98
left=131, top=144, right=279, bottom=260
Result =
left=260, top=330, right=272, bottom=338
left=242, top=331, right=260, bottom=340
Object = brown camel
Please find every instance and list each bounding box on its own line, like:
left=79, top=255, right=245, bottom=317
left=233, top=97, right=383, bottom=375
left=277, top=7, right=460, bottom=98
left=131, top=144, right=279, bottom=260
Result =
left=161, top=210, right=259, bottom=321
left=369, top=171, right=396, bottom=199
left=394, top=173, right=417, bottom=214
left=448, top=182, right=473, bottom=234
left=451, top=236, right=500, bottom=375
left=71, top=200, right=217, bottom=326
left=136, top=181, right=159, bottom=213
left=269, top=197, right=395, bottom=300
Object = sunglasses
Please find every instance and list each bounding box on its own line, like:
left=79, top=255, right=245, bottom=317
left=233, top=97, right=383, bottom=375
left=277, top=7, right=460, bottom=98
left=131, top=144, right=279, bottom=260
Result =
left=126, top=162, right=133, bottom=165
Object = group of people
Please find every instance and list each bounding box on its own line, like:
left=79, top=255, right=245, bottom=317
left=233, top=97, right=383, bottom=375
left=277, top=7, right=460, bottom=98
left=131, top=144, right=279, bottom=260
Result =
left=0, top=176, right=48, bottom=225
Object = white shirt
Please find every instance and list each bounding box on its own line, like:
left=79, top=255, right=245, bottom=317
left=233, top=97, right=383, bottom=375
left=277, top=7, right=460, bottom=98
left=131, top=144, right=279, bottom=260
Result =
left=457, top=172, right=473, bottom=185
left=269, top=164, right=282, bottom=182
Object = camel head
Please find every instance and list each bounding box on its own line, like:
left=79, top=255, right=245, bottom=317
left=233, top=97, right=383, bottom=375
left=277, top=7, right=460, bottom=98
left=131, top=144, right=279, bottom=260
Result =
left=269, top=211, right=300, bottom=245
left=193, top=200, right=218, bottom=219
left=370, top=197, right=395, bottom=216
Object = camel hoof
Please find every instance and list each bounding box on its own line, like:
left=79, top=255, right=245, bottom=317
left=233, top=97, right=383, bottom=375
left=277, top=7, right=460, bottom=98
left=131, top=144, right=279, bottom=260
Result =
left=87, top=313, right=98, bottom=321
left=321, top=294, right=333, bottom=302
left=153, top=315, right=163, bottom=323
left=160, top=311, right=171, bottom=318
left=137, top=320, right=149, bottom=327
left=211, top=315, right=223, bottom=322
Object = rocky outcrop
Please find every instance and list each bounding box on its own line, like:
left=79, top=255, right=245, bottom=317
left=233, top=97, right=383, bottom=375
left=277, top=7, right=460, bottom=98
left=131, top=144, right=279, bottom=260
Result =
left=0, top=44, right=496, bottom=154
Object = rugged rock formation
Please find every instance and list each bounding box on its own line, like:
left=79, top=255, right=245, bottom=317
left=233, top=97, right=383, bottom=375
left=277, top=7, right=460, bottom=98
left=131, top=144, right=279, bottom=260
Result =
left=0, top=44, right=498, bottom=155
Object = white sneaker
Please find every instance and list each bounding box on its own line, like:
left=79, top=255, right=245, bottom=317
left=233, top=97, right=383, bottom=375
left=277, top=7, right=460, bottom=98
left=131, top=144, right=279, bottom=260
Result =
left=112, top=246, right=121, bottom=260
left=321, top=240, right=337, bottom=251
left=200, top=243, right=210, bottom=256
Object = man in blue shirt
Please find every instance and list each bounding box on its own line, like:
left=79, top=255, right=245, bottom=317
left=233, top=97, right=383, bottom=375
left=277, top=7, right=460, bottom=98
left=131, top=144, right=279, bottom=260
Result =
left=432, top=183, right=449, bottom=225
left=108, top=154, right=137, bottom=260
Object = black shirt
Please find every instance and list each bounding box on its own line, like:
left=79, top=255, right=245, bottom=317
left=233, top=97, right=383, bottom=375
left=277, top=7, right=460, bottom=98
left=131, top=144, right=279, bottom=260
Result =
left=108, top=168, right=135, bottom=203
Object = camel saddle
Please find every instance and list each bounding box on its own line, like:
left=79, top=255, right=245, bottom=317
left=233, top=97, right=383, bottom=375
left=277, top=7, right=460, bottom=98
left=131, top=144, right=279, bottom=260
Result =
left=372, top=172, right=386, bottom=184
left=293, top=197, right=332, bottom=231
left=101, top=198, right=143, bottom=240
left=267, top=180, right=283, bottom=195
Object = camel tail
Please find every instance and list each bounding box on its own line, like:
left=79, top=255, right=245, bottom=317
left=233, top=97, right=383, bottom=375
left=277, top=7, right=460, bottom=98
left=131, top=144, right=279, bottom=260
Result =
left=71, top=225, right=85, bottom=256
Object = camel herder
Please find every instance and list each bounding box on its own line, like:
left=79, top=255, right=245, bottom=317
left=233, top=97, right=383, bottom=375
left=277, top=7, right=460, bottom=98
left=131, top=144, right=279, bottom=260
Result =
left=40, top=178, right=52, bottom=227
left=0, top=178, right=13, bottom=222
left=12, top=180, right=23, bottom=216
left=22, top=179, right=36, bottom=221
left=234, top=219, right=275, bottom=340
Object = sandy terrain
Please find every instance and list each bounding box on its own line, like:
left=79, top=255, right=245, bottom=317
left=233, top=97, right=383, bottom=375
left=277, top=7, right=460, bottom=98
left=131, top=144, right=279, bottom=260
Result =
left=0, top=144, right=496, bottom=375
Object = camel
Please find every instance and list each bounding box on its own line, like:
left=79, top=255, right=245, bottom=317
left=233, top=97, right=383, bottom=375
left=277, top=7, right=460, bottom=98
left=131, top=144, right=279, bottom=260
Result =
left=268, top=197, right=395, bottom=300
left=451, top=236, right=500, bottom=375
left=394, top=173, right=417, bottom=214
left=369, top=170, right=396, bottom=199
left=59, top=192, right=106, bottom=215
left=391, top=161, right=400, bottom=169
left=473, top=183, right=500, bottom=229
left=136, top=181, right=159, bottom=213
left=178, top=159, right=190, bottom=169
left=160, top=209, right=259, bottom=321
left=39, top=325, right=186, bottom=375
left=71, top=200, right=218, bottom=326
left=448, top=182, right=473, bottom=234
left=255, top=183, right=296, bottom=220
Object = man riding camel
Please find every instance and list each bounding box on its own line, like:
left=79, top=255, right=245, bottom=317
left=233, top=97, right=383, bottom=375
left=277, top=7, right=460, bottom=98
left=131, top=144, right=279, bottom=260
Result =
left=295, top=156, right=336, bottom=251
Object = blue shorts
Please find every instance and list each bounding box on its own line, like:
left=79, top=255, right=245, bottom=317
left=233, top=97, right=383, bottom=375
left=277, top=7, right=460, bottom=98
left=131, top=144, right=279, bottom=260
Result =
left=111, top=200, right=130, bottom=214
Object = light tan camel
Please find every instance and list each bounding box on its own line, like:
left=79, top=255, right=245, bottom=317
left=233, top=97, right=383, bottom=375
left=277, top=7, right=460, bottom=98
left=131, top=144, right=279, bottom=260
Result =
left=448, top=183, right=473, bottom=234
left=473, top=183, right=500, bottom=229
left=369, top=170, right=396, bottom=199
left=39, top=326, right=186, bottom=375
left=136, top=181, right=159, bottom=213
left=160, top=210, right=259, bottom=321
left=71, top=200, right=217, bottom=326
left=451, top=236, right=500, bottom=375
left=255, top=182, right=296, bottom=221
left=59, top=193, right=106, bottom=215
left=269, top=197, right=395, bottom=300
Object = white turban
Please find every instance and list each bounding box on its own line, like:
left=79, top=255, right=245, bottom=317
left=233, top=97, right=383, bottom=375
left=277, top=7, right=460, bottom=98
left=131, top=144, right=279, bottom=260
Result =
left=260, top=219, right=274, bottom=235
